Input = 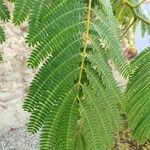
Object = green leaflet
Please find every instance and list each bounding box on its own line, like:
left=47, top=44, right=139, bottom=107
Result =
left=0, top=0, right=10, bottom=21
left=80, top=65, right=122, bottom=150
left=40, top=89, right=79, bottom=150
left=90, top=9, right=131, bottom=78
left=13, top=0, right=36, bottom=24
left=0, top=27, right=4, bottom=60
left=125, top=47, right=150, bottom=144
left=27, top=0, right=53, bottom=46
left=0, top=26, right=5, bottom=44
left=10, top=0, right=137, bottom=149
left=0, top=50, right=3, bottom=62
left=0, top=0, right=9, bottom=43
left=27, top=0, right=86, bottom=67
left=0, top=0, right=10, bottom=61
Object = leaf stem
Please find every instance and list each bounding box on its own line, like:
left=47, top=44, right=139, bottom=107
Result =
left=76, top=0, right=92, bottom=101
left=122, top=18, right=137, bottom=37
left=133, top=0, right=146, bottom=8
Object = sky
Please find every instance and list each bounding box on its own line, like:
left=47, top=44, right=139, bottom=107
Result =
left=135, top=4, right=150, bottom=52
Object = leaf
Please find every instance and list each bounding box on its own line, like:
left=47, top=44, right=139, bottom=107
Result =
left=13, top=0, right=36, bottom=24
left=27, top=0, right=53, bottom=46
left=0, top=0, right=10, bottom=21
left=0, top=0, right=9, bottom=61
left=125, top=47, right=150, bottom=144
left=11, top=0, right=132, bottom=149
left=0, top=26, right=5, bottom=43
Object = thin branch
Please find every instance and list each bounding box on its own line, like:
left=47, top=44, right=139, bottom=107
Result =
left=126, top=0, right=150, bottom=25
left=122, top=18, right=137, bottom=37
left=124, top=0, right=146, bottom=7
left=133, top=0, right=146, bottom=8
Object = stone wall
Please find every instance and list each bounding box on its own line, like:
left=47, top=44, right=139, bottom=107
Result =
left=0, top=2, right=34, bottom=134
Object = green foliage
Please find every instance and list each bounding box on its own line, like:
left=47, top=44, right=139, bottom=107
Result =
left=0, top=0, right=148, bottom=149
left=0, top=0, right=10, bottom=21
left=0, top=0, right=10, bottom=61
left=0, top=51, right=3, bottom=62
left=0, top=26, right=5, bottom=44
left=13, top=0, right=131, bottom=149
left=26, top=0, right=53, bottom=46
left=0, top=0, right=10, bottom=43
left=13, top=0, right=36, bottom=24
left=125, top=47, right=150, bottom=144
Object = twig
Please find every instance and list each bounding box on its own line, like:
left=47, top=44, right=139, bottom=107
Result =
left=122, top=18, right=137, bottom=37
left=133, top=0, right=146, bottom=8
left=126, top=0, right=150, bottom=25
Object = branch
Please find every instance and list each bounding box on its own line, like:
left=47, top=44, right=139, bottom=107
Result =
left=126, top=0, right=150, bottom=25
left=133, top=0, right=146, bottom=8
left=122, top=18, right=137, bottom=37
left=124, top=0, right=146, bottom=7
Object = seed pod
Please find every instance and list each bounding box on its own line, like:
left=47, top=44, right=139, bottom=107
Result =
left=124, top=47, right=138, bottom=60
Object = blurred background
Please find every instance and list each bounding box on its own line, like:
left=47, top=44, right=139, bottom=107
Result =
left=135, top=1, right=150, bottom=52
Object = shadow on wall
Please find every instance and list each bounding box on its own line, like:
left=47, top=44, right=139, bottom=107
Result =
left=135, top=4, right=150, bottom=52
